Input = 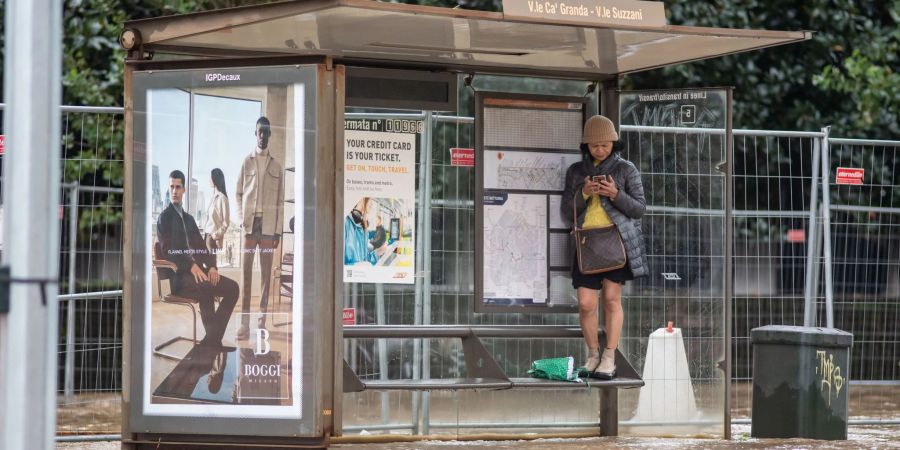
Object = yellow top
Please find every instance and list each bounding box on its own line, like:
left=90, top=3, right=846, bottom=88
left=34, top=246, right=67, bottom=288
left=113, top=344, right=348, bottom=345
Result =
left=581, top=160, right=613, bottom=229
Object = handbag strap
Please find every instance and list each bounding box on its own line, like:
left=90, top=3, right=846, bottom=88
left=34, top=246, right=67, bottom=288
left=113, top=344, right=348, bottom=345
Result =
left=572, top=185, right=581, bottom=234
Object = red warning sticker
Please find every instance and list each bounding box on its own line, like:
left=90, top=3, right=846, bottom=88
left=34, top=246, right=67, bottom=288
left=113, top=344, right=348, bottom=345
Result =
left=836, top=167, right=864, bottom=185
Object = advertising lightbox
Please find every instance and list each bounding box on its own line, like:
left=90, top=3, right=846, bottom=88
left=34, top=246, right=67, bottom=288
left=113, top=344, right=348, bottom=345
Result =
left=127, top=65, right=324, bottom=438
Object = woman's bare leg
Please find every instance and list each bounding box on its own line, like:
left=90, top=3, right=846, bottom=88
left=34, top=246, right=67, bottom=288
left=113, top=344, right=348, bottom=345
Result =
left=601, top=279, right=623, bottom=350
left=577, top=287, right=600, bottom=349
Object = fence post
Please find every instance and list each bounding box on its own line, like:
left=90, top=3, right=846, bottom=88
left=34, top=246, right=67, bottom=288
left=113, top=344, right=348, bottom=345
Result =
left=803, top=137, right=822, bottom=327
left=819, top=127, right=835, bottom=328
left=411, top=113, right=428, bottom=435
left=723, top=88, right=734, bottom=440
left=375, top=282, right=390, bottom=425
left=0, top=0, right=63, bottom=447
left=64, top=186, right=78, bottom=400
left=420, top=111, right=434, bottom=435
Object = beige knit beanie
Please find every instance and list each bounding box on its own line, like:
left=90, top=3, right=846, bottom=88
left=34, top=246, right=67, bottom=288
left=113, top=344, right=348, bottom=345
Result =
left=582, top=115, right=618, bottom=144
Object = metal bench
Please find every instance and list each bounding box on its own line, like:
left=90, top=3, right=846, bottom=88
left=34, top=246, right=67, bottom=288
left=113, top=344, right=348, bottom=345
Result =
left=342, top=325, right=644, bottom=436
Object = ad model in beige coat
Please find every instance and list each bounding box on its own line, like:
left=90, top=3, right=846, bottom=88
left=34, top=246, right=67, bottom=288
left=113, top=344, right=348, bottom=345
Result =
left=235, top=116, right=284, bottom=339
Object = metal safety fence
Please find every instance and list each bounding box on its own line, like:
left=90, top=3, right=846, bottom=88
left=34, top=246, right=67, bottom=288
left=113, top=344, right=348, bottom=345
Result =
left=0, top=104, right=125, bottom=436
left=342, top=116, right=900, bottom=436
left=823, top=135, right=900, bottom=422
left=2, top=104, right=898, bottom=438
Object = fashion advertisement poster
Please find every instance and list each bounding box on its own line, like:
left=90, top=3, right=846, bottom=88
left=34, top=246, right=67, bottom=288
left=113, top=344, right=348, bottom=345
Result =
left=143, top=80, right=303, bottom=418
left=342, top=118, right=417, bottom=284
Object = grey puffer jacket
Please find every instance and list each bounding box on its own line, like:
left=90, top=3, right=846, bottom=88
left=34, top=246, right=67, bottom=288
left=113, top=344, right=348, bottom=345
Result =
left=561, top=154, right=648, bottom=278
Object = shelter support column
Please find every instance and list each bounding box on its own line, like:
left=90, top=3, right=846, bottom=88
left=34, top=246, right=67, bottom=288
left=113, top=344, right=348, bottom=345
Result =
left=599, top=387, right=618, bottom=436
left=600, top=78, right=620, bottom=122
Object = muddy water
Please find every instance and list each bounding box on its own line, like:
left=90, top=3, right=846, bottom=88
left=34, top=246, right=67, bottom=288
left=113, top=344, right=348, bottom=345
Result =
left=57, top=425, right=900, bottom=450
left=57, top=385, right=900, bottom=449
left=332, top=424, right=900, bottom=449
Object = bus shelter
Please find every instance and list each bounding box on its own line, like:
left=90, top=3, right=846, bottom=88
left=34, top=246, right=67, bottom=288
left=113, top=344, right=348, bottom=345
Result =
left=120, top=1, right=809, bottom=447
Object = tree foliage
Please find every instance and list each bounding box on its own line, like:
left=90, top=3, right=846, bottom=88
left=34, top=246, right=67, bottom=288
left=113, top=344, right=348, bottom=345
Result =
left=395, top=0, right=899, bottom=138
left=1, top=1, right=282, bottom=235
left=0, top=0, right=896, bottom=236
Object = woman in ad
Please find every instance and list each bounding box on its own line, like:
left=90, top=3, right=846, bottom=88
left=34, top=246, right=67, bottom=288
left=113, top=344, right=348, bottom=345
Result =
left=203, top=168, right=231, bottom=253
left=344, top=197, right=371, bottom=265
left=561, top=115, right=647, bottom=379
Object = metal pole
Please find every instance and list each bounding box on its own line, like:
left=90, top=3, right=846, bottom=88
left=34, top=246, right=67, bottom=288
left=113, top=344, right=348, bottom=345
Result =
left=350, top=283, right=358, bottom=373
left=64, top=186, right=78, bottom=400
left=420, top=111, right=434, bottom=435
left=803, top=138, right=821, bottom=327
left=410, top=113, right=429, bottom=434
left=820, top=127, right=835, bottom=328
left=0, top=0, right=62, bottom=448
left=723, top=88, right=734, bottom=440
left=375, top=282, right=389, bottom=425
left=810, top=208, right=824, bottom=325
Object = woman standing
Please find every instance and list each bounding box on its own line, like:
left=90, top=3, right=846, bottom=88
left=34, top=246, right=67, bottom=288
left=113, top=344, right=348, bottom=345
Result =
left=203, top=168, right=231, bottom=254
left=562, top=115, right=647, bottom=379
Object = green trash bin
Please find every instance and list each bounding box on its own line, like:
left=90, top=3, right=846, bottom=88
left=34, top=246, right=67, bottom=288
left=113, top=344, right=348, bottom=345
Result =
left=751, top=325, right=853, bottom=439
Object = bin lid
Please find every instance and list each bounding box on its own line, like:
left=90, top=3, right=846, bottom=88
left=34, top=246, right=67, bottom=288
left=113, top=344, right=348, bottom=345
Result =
left=751, top=325, right=853, bottom=348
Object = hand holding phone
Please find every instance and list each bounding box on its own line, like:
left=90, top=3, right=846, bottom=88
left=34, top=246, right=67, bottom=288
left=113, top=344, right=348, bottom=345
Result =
left=592, top=175, right=607, bottom=183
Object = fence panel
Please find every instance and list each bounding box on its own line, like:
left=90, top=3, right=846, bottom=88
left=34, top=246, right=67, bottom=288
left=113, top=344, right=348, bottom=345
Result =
left=58, top=107, right=125, bottom=435
left=729, top=131, right=824, bottom=420
left=615, top=126, right=730, bottom=436
left=825, top=138, right=900, bottom=421
left=1, top=105, right=125, bottom=435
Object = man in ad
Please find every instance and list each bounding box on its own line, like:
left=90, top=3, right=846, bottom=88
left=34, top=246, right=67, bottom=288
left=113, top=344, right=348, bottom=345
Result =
left=156, top=170, right=239, bottom=345
left=235, top=116, right=285, bottom=339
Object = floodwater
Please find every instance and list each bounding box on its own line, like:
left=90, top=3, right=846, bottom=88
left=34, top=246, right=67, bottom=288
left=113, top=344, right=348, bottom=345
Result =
left=56, top=385, right=900, bottom=449
left=57, top=424, right=900, bottom=449
left=336, top=427, right=900, bottom=449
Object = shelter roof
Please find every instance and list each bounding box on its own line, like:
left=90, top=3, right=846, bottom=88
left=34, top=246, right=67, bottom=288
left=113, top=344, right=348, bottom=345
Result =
left=124, top=0, right=811, bottom=78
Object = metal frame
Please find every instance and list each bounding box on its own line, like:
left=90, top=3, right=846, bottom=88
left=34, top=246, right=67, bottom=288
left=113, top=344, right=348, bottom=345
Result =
left=473, top=91, right=591, bottom=314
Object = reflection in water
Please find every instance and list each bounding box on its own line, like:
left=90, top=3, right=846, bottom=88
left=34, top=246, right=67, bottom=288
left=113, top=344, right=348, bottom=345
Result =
left=154, top=340, right=283, bottom=405
left=190, top=348, right=234, bottom=403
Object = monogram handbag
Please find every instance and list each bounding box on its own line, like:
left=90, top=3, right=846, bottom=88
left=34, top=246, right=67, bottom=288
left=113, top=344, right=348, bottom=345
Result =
left=572, top=190, right=627, bottom=274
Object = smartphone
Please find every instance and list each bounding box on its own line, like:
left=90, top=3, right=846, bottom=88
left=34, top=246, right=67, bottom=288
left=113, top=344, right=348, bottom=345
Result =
left=591, top=175, right=607, bottom=183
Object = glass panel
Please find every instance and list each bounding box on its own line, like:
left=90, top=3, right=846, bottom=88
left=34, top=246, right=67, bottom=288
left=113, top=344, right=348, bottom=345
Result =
left=342, top=75, right=609, bottom=436
left=148, top=88, right=190, bottom=219
left=617, top=89, right=728, bottom=437
left=191, top=93, right=262, bottom=268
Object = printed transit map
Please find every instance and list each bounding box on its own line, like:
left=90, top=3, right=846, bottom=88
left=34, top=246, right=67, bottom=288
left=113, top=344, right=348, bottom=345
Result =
left=483, top=150, right=582, bottom=192
left=483, top=193, right=547, bottom=303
